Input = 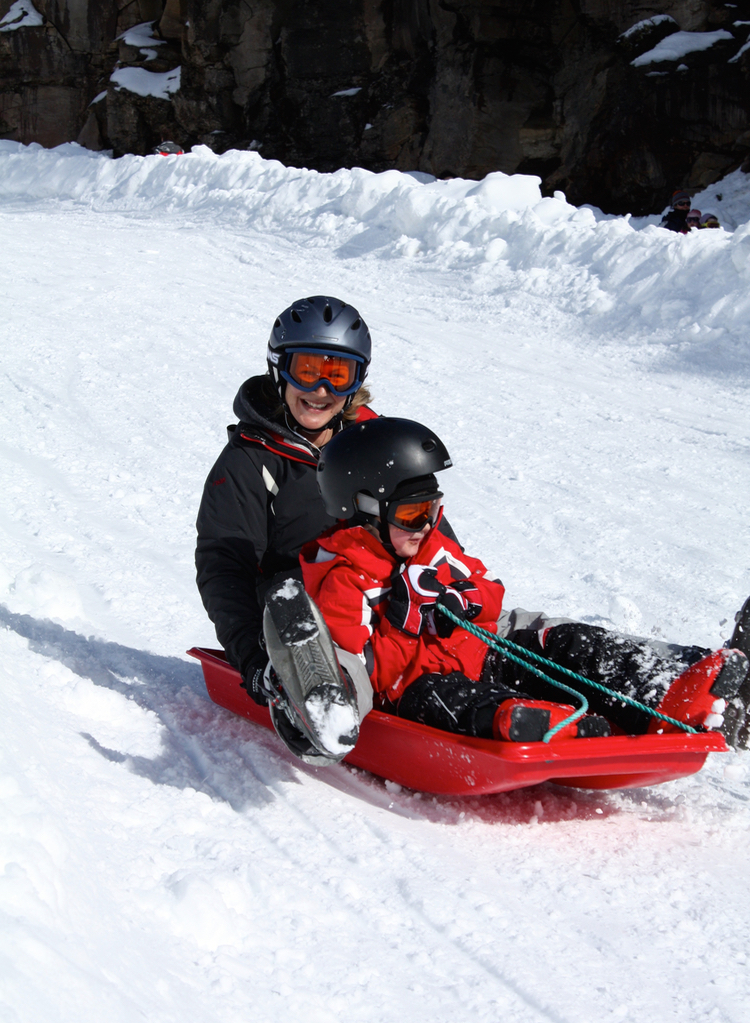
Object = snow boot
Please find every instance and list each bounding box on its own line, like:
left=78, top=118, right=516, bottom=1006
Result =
left=267, top=698, right=343, bottom=768
left=492, top=699, right=611, bottom=742
left=649, top=647, right=749, bottom=740
left=263, top=577, right=360, bottom=765
left=728, top=595, right=750, bottom=658
left=722, top=597, right=750, bottom=749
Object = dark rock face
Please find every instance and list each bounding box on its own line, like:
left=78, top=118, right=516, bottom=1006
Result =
left=2, top=0, right=750, bottom=213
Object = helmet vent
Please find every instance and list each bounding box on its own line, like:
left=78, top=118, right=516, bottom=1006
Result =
left=291, top=310, right=302, bottom=323
left=323, top=305, right=333, bottom=323
left=274, top=318, right=280, bottom=328
left=351, top=318, right=361, bottom=330
left=422, top=440, right=436, bottom=452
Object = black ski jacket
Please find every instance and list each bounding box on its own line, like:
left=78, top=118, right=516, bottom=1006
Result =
left=195, top=376, right=357, bottom=678
left=196, top=375, right=459, bottom=681
left=660, top=208, right=688, bottom=233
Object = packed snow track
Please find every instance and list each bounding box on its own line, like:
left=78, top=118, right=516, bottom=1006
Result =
left=0, top=142, right=749, bottom=1023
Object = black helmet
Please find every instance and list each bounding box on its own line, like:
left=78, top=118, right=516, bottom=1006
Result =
left=267, top=296, right=371, bottom=408
left=153, top=141, right=184, bottom=155
left=317, top=418, right=452, bottom=530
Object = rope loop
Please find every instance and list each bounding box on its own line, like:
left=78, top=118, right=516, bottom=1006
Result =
left=435, top=602, right=699, bottom=738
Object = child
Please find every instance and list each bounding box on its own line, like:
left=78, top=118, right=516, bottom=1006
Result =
left=699, top=212, right=721, bottom=229
left=297, top=417, right=750, bottom=747
left=686, top=209, right=702, bottom=229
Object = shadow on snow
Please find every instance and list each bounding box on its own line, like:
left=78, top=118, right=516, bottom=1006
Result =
left=0, top=604, right=300, bottom=810
left=0, top=604, right=692, bottom=825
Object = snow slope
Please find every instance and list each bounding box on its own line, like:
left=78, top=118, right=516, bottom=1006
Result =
left=0, top=142, right=749, bottom=1023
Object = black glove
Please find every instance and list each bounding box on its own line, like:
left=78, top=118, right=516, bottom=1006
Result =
left=241, top=649, right=271, bottom=706
left=386, top=566, right=483, bottom=638
left=434, top=579, right=483, bottom=638
left=386, top=565, right=444, bottom=636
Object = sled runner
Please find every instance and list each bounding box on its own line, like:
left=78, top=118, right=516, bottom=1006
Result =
left=188, top=646, right=727, bottom=796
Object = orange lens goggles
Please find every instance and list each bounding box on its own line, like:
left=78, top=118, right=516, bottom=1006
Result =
left=284, top=349, right=362, bottom=395
left=387, top=496, right=442, bottom=532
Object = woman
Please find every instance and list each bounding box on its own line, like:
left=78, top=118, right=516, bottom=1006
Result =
left=197, top=296, right=461, bottom=760
left=195, top=296, right=376, bottom=709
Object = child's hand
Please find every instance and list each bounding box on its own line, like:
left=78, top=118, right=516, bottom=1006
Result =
left=386, top=565, right=444, bottom=636
left=434, top=579, right=483, bottom=637
left=386, top=566, right=483, bottom=637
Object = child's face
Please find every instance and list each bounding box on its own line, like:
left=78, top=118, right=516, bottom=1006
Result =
left=388, top=521, right=432, bottom=558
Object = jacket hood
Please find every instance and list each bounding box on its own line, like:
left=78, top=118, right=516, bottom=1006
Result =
left=316, top=524, right=397, bottom=568
left=234, top=374, right=327, bottom=457
left=233, top=374, right=291, bottom=436
left=310, top=520, right=440, bottom=571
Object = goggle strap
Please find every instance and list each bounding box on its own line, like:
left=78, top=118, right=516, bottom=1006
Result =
left=284, top=346, right=366, bottom=363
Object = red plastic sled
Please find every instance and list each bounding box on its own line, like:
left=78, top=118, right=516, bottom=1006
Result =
left=188, top=647, right=727, bottom=796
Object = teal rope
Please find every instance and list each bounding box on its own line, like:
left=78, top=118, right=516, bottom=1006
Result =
left=435, top=603, right=700, bottom=737
left=481, top=632, right=589, bottom=742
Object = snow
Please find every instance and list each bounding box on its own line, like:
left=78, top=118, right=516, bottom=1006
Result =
left=0, top=0, right=42, bottom=31
left=110, top=66, right=181, bottom=100
left=0, top=141, right=749, bottom=1023
left=619, top=15, right=677, bottom=40
left=305, top=694, right=358, bottom=756
left=116, top=21, right=165, bottom=49
left=115, top=21, right=166, bottom=62
left=632, top=29, right=734, bottom=66
left=729, top=39, right=750, bottom=63
left=272, top=579, right=303, bottom=602
left=331, top=87, right=362, bottom=97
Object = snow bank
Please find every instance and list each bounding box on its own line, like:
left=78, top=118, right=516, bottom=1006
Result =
left=0, top=140, right=542, bottom=227
left=3, top=141, right=747, bottom=348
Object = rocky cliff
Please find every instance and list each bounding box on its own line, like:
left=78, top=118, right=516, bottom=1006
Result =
left=2, top=0, right=749, bottom=213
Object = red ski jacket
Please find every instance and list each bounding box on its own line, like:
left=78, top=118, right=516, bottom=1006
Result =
left=300, top=522, right=505, bottom=700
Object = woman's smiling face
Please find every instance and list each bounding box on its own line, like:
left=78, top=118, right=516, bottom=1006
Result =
left=284, top=381, right=346, bottom=434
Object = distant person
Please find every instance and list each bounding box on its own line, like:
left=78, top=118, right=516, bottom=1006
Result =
left=700, top=213, right=720, bottom=229
left=153, top=141, right=184, bottom=155
left=686, top=209, right=702, bottom=229
left=660, top=190, right=691, bottom=233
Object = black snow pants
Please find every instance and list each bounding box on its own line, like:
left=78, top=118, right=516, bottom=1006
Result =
left=382, top=671, right=528, bottom=739
left=380, top=622, right=710, bottom=738
left=486, top=623, right=709, bottom=734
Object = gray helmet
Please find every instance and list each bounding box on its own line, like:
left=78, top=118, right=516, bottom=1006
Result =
left=267, top=296, right=371, bottom=407
left=317, top=417, right=452, bottom=520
